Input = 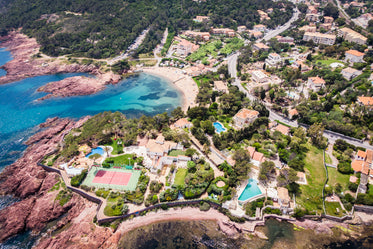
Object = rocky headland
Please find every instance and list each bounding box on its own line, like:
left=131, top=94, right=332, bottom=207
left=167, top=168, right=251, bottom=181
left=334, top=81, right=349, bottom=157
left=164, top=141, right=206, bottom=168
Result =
left=0, top=32, right=121, bottom=100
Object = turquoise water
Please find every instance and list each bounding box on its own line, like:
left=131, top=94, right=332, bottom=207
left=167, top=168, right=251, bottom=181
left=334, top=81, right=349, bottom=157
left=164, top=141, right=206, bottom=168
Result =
left=0, top=47, right=12, bottom=76
left=213, top=122, right=226, bottom=133
left=238, top=179, right=262, bottom=201
left=86, top=147, right=104, bottom=158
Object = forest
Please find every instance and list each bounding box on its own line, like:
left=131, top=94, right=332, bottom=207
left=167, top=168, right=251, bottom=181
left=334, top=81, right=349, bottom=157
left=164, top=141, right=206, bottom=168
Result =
left=0, top=0, right=293, bottom=58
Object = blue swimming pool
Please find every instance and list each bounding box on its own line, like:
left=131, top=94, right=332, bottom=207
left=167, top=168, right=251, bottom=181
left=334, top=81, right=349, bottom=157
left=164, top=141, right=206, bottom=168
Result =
left=86, top=147, right=104, bottom=158
left=238, top=179, right=262, bottom=202
left=213, top=122, right=226, bottom=133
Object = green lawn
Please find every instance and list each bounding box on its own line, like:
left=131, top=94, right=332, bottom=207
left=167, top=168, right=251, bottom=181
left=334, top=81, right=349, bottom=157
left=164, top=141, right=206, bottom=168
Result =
left=220, top=37, right=244, bottom=56
left=325, top=201, right=346, bottom=217
left=169, top=150, right=186, bottom=157
left=327, top=167, right=350, bottom=192
left=174, top=168, right=188, bottom=186
left=368, top=185, right=373, bottom=195
left=105, top=154, right=135, bottom=166
left=325, top=154, right=332, bottom=164
left=187, top=40, right=222, bottom=62
left=315, top=59, right=344, bottom=66
left=297, top=144, right=326, bottom=214
left=105, top=138, right=123, bottom=155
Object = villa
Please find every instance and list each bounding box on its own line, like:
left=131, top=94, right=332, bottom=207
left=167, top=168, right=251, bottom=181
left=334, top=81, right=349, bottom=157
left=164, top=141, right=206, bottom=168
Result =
left=175, top=38, right=199, bottom=57
left=299, top=25, right=317, bottom=33
left=324, top=16, right=334, bottom=23
left=275, top=124, right=290, bottom=136
left=213, top=81, right=229, bottom=93
left=173, top=118, right=193, bottom=129
left=258, top=10, right=270, bottom=21
left=308, top=76, right=325, bottom=91
left=253, top=24, right=266, bottom=32
left=146, top=135, right=179, bottom=158
left=265, top=53, right=282, bottom=68
left=233, top=108, right=259, bottom=128
left=351, top=149, right=373, bottom=178
left=345, top=50, right=365, bottom=63
left=237, top=26, right=247, bottom=33
left=357, top=96, right=373, bottom=107
left=247, top=146, right=265, bottom=166
left=184, top=31, right=210, bottom=41
left=305, top=13, right=320, bottom=22
left=251, top=70, right=269, bottom=83
left=253, top=43, right=270, bottom=51
left=291, top=60, right=310, bottom=72
left=210, top=28, right=235, bottom=37
left=341, top=67, right=362, bottom=80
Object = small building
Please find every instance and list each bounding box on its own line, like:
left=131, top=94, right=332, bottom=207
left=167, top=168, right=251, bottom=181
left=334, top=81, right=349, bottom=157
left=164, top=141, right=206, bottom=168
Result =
left=308, top=76, right=325, bottom=91
left=277, top=36, right=294, bottom=44
left=345, top=49, right=365, bottom=63
left=341, top=67, right=362, bottom=80
left=253, top=24, right=266, bottom=32
left=233, top=108, right=259, bottom=128
left=307, top=6, right=318, bottom=14
left=291, top=60, right=310, bottom=72
left=258, top=10, right=271, bottom=21
left=305, top=13, right=320, bottom=22
left=357, top=96, right=373, bottom=107
left=249, top=30, right=263, bottom=39
left=324, top=16, right=334, bottom=23
left=194, top=16, right=209, bottom=22
left=213, top=81, right=229, bottom=93
left=319, top=23, right=332, bottom=31
left=237, top=25, right=247, bottom=33
left=277, top=187, right=291, bottom=208
left=211, top=28, right=235, bottom=37
left=289, top=109, right=298, bottom=119
left=265, top=53, right=282, bottom=68
left=247, top=146, right=265, bottom=166
left=299, top=25, right=317, bottom=33
left=174, top=118, right=193, bottom=129
left=275, top=124, right=290, bottom=136
left=251, top=70, right=269, bottom=83
left=253, top=43, right=270, bottom=51
left=184, top=31, right=210, bottom=41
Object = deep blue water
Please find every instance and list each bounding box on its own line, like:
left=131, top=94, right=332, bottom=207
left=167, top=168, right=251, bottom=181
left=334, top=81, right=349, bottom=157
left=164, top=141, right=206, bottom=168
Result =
left=0, top=47, right=182, bottom=248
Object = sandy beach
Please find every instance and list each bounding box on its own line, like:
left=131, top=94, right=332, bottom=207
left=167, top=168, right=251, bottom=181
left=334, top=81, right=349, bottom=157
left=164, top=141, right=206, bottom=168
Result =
left=142, top=67, right=198, bottom=111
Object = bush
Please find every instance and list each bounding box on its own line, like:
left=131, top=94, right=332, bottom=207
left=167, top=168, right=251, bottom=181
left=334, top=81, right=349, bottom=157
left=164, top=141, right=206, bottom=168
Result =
left=199, top=201, right=211, bottom=211
left=348, top=182, right=358, bottom=192
left=337, top=162, right=353, bottom=174
left=121, top=204, right=129, bottom=214
left=71, top=170, right=88, bottom=187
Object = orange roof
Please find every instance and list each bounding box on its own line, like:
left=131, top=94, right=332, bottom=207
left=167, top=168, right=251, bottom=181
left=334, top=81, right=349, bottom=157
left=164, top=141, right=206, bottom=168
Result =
left=366, top=149, right=373, bottom=164
left=227, top=156, right=236, bottom=166
left=309, top=76, right=325, bottom=85
left=174, top=118, right=191, bottom=128
left=252, top=151, right=264, bottom=162
left=346, top=49, right=365, bottom=57
left=247, top=146, right=255, bottom=158
left=351, top=160, right=370, bottom=174
left=235, top=108, right=259, bottom=120
left=357, top=150, right=367, bottom=159
left=254, top=43, right=270, bottom=49
left=275, top=124, right=290, bottom=135
left=289, top=109, right=298, bottom=116
left=358, top=96, right=373, bottom=106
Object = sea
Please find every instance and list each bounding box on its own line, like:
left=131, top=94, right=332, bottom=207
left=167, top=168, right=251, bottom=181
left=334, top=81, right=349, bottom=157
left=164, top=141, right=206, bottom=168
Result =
left=0, top=46, right=182, bottom=248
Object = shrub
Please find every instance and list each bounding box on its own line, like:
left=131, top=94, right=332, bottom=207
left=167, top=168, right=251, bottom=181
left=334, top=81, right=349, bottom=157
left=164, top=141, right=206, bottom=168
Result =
left=337, top=162, right=353, bottom=174
left=71, top=170, right=88, bottom=187
left=348, top=182, right=358, bottom=192
left=121, top=204, right=129, bottom=214
left=199, top=201, right=211, bottom=211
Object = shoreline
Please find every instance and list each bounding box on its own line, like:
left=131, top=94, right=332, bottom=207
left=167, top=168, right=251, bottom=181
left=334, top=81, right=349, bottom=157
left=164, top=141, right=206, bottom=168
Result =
left=142, top=67, right=198, bottom=112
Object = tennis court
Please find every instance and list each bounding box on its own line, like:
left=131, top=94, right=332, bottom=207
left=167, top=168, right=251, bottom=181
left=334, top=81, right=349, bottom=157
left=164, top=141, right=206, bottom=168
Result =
left=82, top=167, right=141, bottom=191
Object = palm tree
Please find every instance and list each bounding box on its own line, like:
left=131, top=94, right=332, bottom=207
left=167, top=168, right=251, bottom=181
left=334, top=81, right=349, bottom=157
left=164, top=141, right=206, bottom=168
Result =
left=103, top=146, right=110, bottom=158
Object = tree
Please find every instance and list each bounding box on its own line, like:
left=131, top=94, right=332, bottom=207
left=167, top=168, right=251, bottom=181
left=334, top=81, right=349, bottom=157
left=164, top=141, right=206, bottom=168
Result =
left=171, top=107, right=184, bottom=120
left=307, top=123, right=326, bottom=148
left=259, top=161, right=275, bottom=183
left=121, top=204, right=129, bottom=214
left=323, top=3, right=339, bottom=19
left=232, top=148, right=251, bottom=180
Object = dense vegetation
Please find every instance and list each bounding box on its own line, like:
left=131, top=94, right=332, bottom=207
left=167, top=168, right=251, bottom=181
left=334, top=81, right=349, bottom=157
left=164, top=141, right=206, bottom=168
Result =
left=0, top=0, right=293, bottom=58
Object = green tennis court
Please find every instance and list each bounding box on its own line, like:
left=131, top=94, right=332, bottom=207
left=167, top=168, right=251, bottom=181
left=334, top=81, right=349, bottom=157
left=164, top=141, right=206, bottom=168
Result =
left=82, top=166, right=141, bottom=191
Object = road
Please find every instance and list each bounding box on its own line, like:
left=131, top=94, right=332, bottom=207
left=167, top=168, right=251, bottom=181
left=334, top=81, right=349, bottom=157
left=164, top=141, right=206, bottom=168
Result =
left=261, top=8, right=300, bottom=42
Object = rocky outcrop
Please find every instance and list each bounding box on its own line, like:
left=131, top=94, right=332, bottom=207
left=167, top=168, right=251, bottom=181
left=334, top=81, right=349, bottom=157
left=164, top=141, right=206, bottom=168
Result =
left=0, top=117, right=89, bottom=242
left=37, top=72, right=121, bottom=100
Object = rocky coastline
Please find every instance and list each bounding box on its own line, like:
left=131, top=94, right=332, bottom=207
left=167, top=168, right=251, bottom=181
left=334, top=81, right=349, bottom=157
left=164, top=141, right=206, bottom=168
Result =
left=0, top=32, right=121, bottom=99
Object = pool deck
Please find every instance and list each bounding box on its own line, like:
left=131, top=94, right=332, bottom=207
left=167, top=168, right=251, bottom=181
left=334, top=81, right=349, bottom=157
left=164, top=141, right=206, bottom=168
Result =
left=213, top=121, right=227, bottom=133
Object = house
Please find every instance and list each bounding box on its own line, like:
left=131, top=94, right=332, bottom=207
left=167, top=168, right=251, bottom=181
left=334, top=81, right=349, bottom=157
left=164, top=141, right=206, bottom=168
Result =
left=146, top=135, right=179, bottom=158
left=307, top=6, right=318, bottom=14
left=237, top=25, right=247, bottom=33
left=174, top=118, right=193, bottom=129
left=194, top=16, right=209, bottom=22
left=175, top=38, right=199, bottom=57
left=299, top=25, right=317, bottom=33
left=319, top=23, right=332, bottom=31
left=251, top=70, right=269, bottom=83
left=303, top=32, right=336, bottom=45
left=153, top=155, right=191, bottom=172
left=341, top=67, right=362, bottom=80
left=338, top=27, right=367, bottom=45
left=277, top=36, right=294, bottom=44
left=233, top=108, right=259, bottom=128
left=258, top=10, right=270, bottom=21
left=291, top=60, right=310, bottom=72
left=265, top=53, right=282, bottom=67
left=213, top=81, right=229, bottom=93
left=277, top=187, right=291, bottom=208
left=345, top=49, right=365, bottom=63
left=247, top=146, right=265, bottom=166
left=211, top=28, right=235, bottom=37
left=308, top=76, right=325, bottom=91
left=357, top=96, right=373, bottom=106
left=253, top=24, right=266, bottom=32
left=351, top=149, right=373, bottom=177
left=184, top=31, right=210, bottom=41
left=305, top=13, right=320, bottom=22
left=324, top=16, right=334, bottom=23
left=275, top=124, right=290, bottom=136
left=289, top=109, right=298, bottom=119
left=249, top=30, right=263, bottom=39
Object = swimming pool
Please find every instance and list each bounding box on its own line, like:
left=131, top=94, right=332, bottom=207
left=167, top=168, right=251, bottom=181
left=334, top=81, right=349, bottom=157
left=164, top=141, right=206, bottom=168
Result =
left=213, top=122, right=227, bottom=133
left=86, top=147, right=104, bottom=158
left=238, top=179, right=263, bottom=202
